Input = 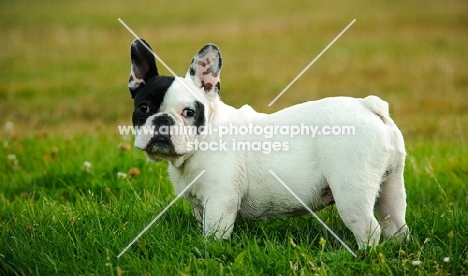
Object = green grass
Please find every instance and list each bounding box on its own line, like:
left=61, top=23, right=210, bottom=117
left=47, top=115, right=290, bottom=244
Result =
left=1, top=136, right=467, bottom=274
left=1, top=0, right=468, bottom=274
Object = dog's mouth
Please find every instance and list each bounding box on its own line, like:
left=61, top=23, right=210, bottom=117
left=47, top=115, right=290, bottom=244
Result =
left=145, top=150, right=183, bottom=162
left=142, top=136, right=183, bottom=161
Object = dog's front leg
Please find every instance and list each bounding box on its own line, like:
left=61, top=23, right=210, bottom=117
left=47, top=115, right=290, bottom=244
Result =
left=192, top=204, right=203, bottom=228
left=202, top=197, right=239, bottom=239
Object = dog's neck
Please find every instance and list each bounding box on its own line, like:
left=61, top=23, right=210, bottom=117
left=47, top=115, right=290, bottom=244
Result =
left=169, top=97, right=259, bottom=170
left=208, top=98, right=221, bottom=125
left=204, top=97, right=241, bottom=127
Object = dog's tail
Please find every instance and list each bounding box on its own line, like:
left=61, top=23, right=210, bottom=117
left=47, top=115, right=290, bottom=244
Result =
left=363, top=95, right=406, bottom=155
left=363, top=95, right=391, bottom=124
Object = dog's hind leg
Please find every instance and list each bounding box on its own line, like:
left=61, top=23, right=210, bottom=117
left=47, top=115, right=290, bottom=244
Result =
left=375, top=166, right=410, bottom=242
left=328, top=172, right=382, bottom=249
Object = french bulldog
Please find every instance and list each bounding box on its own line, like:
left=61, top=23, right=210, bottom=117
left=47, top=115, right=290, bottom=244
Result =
left=127, top=39, right=409, bottom=249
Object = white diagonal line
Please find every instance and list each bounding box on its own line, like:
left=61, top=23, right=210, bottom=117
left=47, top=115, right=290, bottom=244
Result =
left=269, top=170, right=357, bottom=257
left=268, top=19, right=356, bottom=106
left=118, top=18, right=203, bottom=103
left=117, top=170, right=206, bottom=258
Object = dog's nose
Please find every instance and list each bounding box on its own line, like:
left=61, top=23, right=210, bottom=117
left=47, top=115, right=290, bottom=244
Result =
left=154, top=135, right=171, bottom=145
left=153, top=114, right=174, bottom=127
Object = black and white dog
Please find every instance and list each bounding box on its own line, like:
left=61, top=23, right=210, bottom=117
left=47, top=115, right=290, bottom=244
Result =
left=127, top=39, right=409, bottom=248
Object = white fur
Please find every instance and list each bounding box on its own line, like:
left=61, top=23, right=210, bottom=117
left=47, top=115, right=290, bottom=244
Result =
left=133, top=47, right=409, bottom=249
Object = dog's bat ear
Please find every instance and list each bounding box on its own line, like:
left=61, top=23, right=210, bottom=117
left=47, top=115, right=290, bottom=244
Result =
left=128, top=39, right=158, bottom=98
left=186, top=44, right=222, bottom=99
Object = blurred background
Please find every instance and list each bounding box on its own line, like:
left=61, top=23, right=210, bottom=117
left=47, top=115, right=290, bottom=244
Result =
left=1, top=0, right=467, bottom=144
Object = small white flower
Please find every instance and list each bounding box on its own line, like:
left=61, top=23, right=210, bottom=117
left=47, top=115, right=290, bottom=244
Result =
left=117, top=172, right=128, bottom=179
left=83, top=161, right=92, bottom=172
left=411, top=260, right=422, bottom=266
left=121, top=134, right=131, bottom=141
left=4, top=121, right=14, bottom=133
left=7, top=154, right=17, bottom=160
left=443, top=257, right=449, bottom=262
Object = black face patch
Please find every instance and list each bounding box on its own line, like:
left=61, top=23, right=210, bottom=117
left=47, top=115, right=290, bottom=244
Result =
left=132, top=76, right=175, bottom=127
left=193, top=101, right=205, bottom=134
left=147, top=114, right=176, bottom=152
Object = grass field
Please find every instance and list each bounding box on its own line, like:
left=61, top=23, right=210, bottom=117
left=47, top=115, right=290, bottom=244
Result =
left=1, top=0, right=467, bottom=274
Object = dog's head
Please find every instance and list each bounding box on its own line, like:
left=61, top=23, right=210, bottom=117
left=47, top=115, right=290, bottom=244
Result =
left=127, top=39, right=222, bottom=165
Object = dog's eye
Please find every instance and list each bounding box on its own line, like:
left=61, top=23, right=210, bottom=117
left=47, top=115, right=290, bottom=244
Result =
left=182, top=108, right=195, bottom=118
left=138, top=104, right=150, bottom=114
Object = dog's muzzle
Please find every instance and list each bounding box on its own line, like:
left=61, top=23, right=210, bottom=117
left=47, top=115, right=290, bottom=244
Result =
left=145, top=114, right=175, bottom=153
